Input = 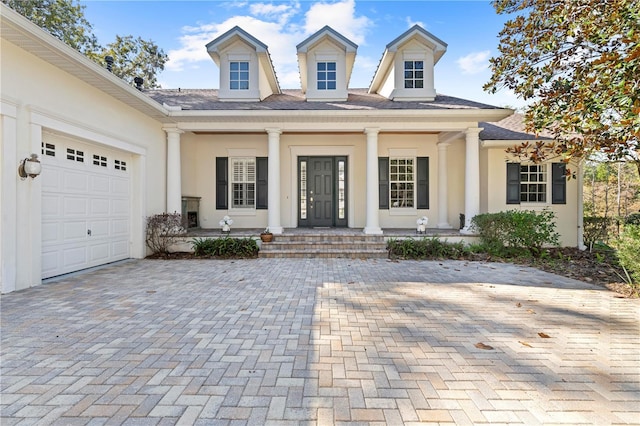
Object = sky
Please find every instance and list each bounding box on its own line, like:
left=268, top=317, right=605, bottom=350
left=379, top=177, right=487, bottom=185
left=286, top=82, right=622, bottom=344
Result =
left=81, top=0, right=526, bottom=108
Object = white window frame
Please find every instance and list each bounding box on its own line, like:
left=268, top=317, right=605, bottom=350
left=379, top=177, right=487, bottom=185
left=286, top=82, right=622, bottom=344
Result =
left=520, top=163, right=548, bottom=203
left=229, top=61, right=249, bottom=90
left=317, top=61, right=337, bottom=90
left=403, top=60, right=424, bottom=89
left=390, top=157, right=415, bottom=209
left=230, top=158, right=256, bottom=209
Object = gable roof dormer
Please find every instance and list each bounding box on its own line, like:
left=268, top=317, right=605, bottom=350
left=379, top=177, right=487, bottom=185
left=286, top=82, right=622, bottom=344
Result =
left=206, top=26, right=280, bottom=101
left=369, top=25, right=447, bottom=102
left=296, top=26, right=357, bottom=102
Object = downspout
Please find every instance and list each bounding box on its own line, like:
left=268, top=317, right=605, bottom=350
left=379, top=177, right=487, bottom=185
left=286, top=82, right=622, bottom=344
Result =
left=577, top=158, right=586, bottom=250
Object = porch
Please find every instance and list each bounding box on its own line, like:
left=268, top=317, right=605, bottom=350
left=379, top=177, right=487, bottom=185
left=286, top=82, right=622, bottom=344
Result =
left=179, top=228, right=479, bottom=259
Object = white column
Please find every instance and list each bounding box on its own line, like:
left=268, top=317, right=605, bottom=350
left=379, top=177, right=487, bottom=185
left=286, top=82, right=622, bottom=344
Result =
left=437, top=141, right=452, bottom=228
left=364, top=128, right=383, bottom=235
left=577, top=160, right=586, bottom=250
left=461, top=127, right=482, bottom=233
left=164, top=127, right=183, bottom=214
left=266, top=128, right=283, bottom=234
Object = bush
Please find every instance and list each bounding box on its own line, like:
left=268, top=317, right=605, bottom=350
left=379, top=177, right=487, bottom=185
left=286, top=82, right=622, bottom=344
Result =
left=387, top=237, right=469, bottom=260
left=624, top=213, right=640, bottom=226
left=146, top=212, right=186, bottom=255
left=583, top=216, right=613, bottom=247
left=616, top=225, right=640, bottom=291
left=471, top=210, right=559, bottom=254
left=191, top=237, right=258, bottom=258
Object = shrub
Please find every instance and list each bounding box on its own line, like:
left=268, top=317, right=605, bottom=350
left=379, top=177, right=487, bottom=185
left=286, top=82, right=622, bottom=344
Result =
left=624, top=213, right=640, bottom=226
left=387, top=237, right=469, bottom=260
left=191, top=237, right=258, bottom=258
left=471, top=210, right=559, bottom=254
left=583, top=216, right=613, bottom=247
left=616, top=225, right=640, bottom=292
left=146, top=212, right=186, bottom=255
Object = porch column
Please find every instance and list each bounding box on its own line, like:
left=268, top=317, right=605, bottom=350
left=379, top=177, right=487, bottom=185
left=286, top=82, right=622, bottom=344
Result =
left=437, top=141, right=452, bottom=228
left=461, top=127, right=482, bottom=233
left=266, top=128, right=283, bottom=234
left=164, top=127, right=183, bottom=214
left=364, top=128, right=383, bottom=235
left=577, top=160, right=586, bottom=250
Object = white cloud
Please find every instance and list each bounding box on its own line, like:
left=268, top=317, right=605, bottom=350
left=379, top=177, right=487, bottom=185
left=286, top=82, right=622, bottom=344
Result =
left=456, top=50, right=491, bottom=75
left=303, top=0, right=372, bottom=45
left=406, top=17, right=425, bottom=29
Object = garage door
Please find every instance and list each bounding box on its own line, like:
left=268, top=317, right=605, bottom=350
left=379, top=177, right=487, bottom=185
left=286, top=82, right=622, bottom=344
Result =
left=41, top=135, right=131, bottom=279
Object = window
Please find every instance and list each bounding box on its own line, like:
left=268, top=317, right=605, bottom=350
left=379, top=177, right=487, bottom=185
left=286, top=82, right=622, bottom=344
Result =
left=114, top=159, right=127, bottom=171
left=41, top=142, right=55, bottom=157
left=404, top=60, right=424, bottom=89
left=317, top=62, right=336, bottom=90
left=390, top=158, right=414, bottom=208
left=230, top=61, right=249, bottom=90
left=66, top=148, right=84, bottom=162
left=507, top=163, right=566, bottom=204
left=93, top=154, right=107, bottom=167
left=520, top=164, right=547, bottom=202
left=231, top=158, right=255, bottom=208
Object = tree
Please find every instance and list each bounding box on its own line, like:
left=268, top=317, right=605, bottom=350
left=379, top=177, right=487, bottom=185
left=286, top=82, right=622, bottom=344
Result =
left=3, top=0, right=167, bottom=88
left=484, top=0, right=640, bottom=177
left=88, top=36, right=168, bottom=89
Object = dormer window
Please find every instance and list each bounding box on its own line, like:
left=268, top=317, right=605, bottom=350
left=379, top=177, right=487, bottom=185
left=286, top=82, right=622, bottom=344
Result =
left=317, top=62, right=337, bottom=90
left=404, top=60, right=424, bottom=89
left=230, top=61, right=249, bottom=90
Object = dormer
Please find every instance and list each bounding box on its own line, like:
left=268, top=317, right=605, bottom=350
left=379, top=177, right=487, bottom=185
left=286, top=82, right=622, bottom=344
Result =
left=369, top=25, right=447, bottom=101
left=206, top=26, right=280, bottom=102
left=296, top=26, right=357, bottom=102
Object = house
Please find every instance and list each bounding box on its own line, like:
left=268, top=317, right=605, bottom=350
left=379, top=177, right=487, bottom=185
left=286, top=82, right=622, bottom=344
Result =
left=0, top=5, right=584, bottom=293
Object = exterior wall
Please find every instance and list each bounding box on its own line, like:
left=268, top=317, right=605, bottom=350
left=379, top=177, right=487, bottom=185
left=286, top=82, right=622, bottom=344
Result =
left=217, top=40, right=260, bottom=101
left=0, top=39, right=166, bottom=293
left=304, top=39, right=349, bottom=102
left=391, top=39, right=436, bottom=101
left=484, top=147, right=579, bottom=247
left=447, top=138, right=466, bottom=229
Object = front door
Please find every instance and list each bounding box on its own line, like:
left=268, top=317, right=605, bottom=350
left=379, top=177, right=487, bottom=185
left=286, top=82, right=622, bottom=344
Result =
left=298, top=156, right=347, bottom=227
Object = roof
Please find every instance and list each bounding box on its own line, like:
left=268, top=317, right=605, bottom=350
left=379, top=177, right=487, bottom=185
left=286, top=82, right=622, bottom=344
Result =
left=480, top=113, right=553, bottom=141
left=296, top=25, right=358, bottom=52
left=145, top=88, right=503, bottom=112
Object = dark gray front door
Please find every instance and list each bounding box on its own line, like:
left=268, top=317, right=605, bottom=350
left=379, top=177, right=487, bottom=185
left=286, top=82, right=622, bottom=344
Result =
left=308, top=157, right=333, bottom=227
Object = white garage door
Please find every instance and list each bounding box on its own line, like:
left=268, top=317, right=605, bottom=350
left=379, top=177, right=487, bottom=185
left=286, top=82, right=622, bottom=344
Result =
left=41, top=135, right=131, bottom=279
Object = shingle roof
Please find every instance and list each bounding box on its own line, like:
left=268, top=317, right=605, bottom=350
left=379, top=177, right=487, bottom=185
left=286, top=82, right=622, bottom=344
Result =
left=145, top=88, right=503, bottom=111
left=480, top=113, right=553, bottom=141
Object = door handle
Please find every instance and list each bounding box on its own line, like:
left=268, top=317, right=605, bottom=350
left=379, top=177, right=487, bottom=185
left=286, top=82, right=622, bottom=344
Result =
left=87, top=229, right=92, bottom=236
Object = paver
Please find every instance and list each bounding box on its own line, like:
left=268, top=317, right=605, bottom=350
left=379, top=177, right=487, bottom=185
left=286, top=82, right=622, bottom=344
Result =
left=1, top=258, right=639, bottom=425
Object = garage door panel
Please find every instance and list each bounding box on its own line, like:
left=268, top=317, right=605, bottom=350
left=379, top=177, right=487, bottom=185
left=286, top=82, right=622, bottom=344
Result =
left=90, top=198, right=110, bottom=215
left=112, top=240, right=129, bottom=258
left=63, top=221, right=88, bottom=242
left=42, top=194, right=61, bottom=217
left=63, top=197, right=89, bottom=215
left=62, top=246, right=88, bottom=269
left=42, top=167, right=62, bottom=192
left=89, top=220, right=109, bottom=237
left=111, top=219, right=129, bottom=236
left=42, top=222, right=60, bottom=244
left=111, top=177, right=129, bottom=196
left=91, top=175, right=110, bottom=193
left=89, top=243, right=110, bottom=264
left=111, top=199, right=129, bottom=215
left=63, top=170, right=89, bottom=192
left=41, top=249, right=59, bottom=277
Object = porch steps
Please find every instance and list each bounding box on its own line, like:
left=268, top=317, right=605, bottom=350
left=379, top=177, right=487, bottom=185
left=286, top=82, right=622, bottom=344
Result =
left=259, top=233, right=388, bottom=259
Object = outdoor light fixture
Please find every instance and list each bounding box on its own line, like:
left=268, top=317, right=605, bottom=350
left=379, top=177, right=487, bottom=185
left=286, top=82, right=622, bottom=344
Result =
left=18, top=154, right=42, bottom=179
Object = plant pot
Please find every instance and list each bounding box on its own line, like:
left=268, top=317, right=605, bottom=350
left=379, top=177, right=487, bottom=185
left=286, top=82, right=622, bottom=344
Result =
left=221, top=224, right=230, bottom=233
left=260, top=233, right=273, bottom=242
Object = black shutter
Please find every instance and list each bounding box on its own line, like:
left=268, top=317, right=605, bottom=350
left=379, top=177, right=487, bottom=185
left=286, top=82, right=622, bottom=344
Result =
left=417, top=157, right=429, bottom=209
left=256, top=157, right=268, bottom=209
left=552, top=162, right=567, bottom=204
left=216, top=157, right=228, bottom=210
left=378, top=157, right=389, bottom=209
left=506, top=162, right=521, bottom=204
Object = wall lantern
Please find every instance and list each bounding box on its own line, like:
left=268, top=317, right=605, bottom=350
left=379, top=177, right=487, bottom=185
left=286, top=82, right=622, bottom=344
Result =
left=18, top=154, right=42, bottom=179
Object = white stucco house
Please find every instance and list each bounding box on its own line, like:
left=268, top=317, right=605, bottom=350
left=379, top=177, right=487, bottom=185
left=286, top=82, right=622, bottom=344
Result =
left=1, top=5, right=584, bottom=293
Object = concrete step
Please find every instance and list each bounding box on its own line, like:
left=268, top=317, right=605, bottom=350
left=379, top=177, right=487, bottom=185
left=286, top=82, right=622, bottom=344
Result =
left=258, top=233, right=388, bottom=259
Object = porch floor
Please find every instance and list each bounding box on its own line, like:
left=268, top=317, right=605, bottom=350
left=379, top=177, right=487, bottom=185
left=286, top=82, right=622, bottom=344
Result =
left=185, top=227, right=471, bottom=238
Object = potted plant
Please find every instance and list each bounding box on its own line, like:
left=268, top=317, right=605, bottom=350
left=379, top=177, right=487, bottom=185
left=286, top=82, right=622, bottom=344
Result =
left=260, top=227, right=273, bottom=242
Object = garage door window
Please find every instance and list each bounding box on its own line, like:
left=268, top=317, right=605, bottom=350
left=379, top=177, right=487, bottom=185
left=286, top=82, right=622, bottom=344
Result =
left=66, top=148, right=84, bottom=162
left=115, top=159, right=127, bottom=171
left=93, top=155, right=107, bottom=167
left=41, top=142, right=55, bottom=157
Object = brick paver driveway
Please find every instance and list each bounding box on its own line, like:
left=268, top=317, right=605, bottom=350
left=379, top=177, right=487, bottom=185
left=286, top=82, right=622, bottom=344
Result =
left=1, top=258, right=639, bottom=425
